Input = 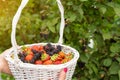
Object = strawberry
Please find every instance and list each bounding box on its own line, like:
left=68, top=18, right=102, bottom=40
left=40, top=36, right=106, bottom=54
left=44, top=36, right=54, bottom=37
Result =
left=53, top=60, right=62, bottom=64
left=43, top=60, right=53, bottom=65
left=35, top=60, right=42, bottom=65
left=41, top=53, right=50, bottom=61
left=31, top=45, right=39, bottom=51
left=22, top=46, right=34, bottom=56
left=25, top=55, right=33, bottom=61
left=58, top=51, right=65, bottom=58
left=39, top=46, right=44, bottom=51
left=29, top=51, right=34, bottom=56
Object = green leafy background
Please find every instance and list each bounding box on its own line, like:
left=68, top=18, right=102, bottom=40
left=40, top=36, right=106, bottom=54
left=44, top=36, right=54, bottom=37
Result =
left=0, top=0, right=120, bottom=80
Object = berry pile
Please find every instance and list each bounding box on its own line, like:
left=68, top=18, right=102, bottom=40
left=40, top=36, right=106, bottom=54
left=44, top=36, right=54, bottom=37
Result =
left=18, top=43, right=73, bottom=65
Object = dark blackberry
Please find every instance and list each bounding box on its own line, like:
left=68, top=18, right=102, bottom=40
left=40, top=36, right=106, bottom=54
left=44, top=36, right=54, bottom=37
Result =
left=44, top=43, right=53, bottom=52
left=31, top=49, right=38, bottom=54
left=57, top=45, right=62, bottom=51
left=43, top=45, right=49, bottom=51
left=33, top=56, right=38, bottom=61
left=53, top=49, right=59, bottom=54
left=20, top=57, right=25, bottom=62
left=47, top=43, right=52, bottom=48
left=18, top=52, right=27, bottom=59
left=49, top=47, right=54, bottom=52
left=30, top=59, right=35, bottom=64
left=48, top=52, right=54, bottom=56
left=34, top=53, right=41, bottom=60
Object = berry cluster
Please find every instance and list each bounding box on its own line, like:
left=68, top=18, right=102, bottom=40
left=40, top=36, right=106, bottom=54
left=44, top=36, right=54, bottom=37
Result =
left=18, top=43, right=73, bottom=65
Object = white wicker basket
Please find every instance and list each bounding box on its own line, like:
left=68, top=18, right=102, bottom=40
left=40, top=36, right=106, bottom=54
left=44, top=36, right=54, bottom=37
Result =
left=5, top=0, right=80, bottom=80
left=6, top=43, right=79, bottom=80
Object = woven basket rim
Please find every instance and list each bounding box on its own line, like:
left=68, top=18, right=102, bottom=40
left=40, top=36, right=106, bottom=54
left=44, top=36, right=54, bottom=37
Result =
left=5, top=43, right=80, bottom=69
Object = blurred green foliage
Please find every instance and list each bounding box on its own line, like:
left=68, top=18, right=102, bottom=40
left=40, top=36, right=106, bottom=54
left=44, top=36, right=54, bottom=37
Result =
left=0, top=0, right=120, bottom=80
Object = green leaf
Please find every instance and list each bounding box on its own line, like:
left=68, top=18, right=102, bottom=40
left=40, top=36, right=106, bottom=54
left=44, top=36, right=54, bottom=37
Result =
left=118, top=70, right=120, bottom=80
left=78, top=7, right=84, bottom=20
left=80, top=54, right=89, bottom=63
left=67, top=1, right=73, bottom=5
left=99, top=5, right=107, bottom=14
left=110, top=43, right=120, bottom=53
left=72, top=77, right=78, bottom=80
left=109, top=62, right=120, bottom=75
left=47, top=21, right=56, bottom=33
left=116, top=57, right=120, bottom=63
left=47, top=26, right=55, bottom=33
left=107, top=2, right=120, bottom=16
left=67, top=12, right=77, bottom=22
left=79, top=77, right=88, bottom=80
left=110, top=75, right=119, bottom=80
left=102, top=31, right=112, bottom=40
left=90, top=63, right=98, bottom=74
left=94, top=32, right=105, bottom=49
left=103, top=58, right=112, bottom=67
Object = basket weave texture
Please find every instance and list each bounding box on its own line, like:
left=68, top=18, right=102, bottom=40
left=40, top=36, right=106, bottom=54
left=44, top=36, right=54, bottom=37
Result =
left=6, top=43, right=79, bottom=80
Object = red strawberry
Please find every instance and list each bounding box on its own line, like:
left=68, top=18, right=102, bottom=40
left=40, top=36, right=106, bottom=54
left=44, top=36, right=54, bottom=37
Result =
left=25, top=55, right=33, bottom=61
left=43, top=60, right=53, bottom=65
left=29, top=51, right=34, bottom=56
left=53, top=60, right=62, bottom=64
left=31, top=45, right=39, bottom=51
left=26, top=50, right=34, bottom=56
left=35, top=60, right=42, bottom=65
left=39, top=46, right=44, bottom=51
left=41, top=53, right=50, bottom=61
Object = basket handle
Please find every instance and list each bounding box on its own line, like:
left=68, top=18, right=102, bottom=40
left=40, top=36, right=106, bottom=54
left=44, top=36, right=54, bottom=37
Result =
left=57, top=0, right=65, bottom=45
left=11, top=0, right=65, bottom=58
left=11, top=0, right=29, bottom=60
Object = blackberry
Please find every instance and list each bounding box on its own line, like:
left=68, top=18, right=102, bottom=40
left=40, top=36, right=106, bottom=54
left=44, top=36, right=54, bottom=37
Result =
left=44, top=43, right=53, bottom=51
left=49, top=47, right=54, bottom=52
left=18, top=52, right=26, bottom=57
left=31, top=49, right=38, bottom=54
left=43, top=46, right=49, bottom=51
left=33, top=56, right=38, bottom=61
left=30, top=59, right=35, bottom=64
left=53, top=49, right=59, bottom=54
left=57, top=45, right=62, bottom=51
left=34, top=53, right=41, bottom=60
left=48, top=51, right=54, bottom=56
left=47, top=43, right=52, bottom=48
left=20, top=57, right=25, bottom=62
left=43, top=43, right=62, bottom=56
